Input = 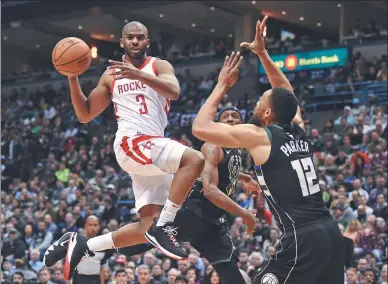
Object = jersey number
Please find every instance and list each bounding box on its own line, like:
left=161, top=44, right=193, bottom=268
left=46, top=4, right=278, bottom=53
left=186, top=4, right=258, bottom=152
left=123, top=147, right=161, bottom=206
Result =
left=136, top=95, right=148, bottom=115
left=291, top=157, right=320, bottom=197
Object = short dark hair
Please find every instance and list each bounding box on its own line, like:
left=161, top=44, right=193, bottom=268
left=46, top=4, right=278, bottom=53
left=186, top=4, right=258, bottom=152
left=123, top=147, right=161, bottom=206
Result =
left=175, top=275, right=188, bottom=283
left=115, top=269, right=126, bottom=276
left=13, top=272, right=24, bottom=279
left=270, top=87, right=298, bottom=124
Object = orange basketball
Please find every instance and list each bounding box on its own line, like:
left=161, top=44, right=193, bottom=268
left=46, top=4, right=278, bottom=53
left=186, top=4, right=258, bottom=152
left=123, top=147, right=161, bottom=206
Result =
left=52, top=37, right=92, bottom=76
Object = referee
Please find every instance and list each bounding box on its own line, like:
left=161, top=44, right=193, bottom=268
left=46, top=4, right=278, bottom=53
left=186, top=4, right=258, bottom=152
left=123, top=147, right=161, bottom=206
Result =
left=72, top=216, right=111, bottom=284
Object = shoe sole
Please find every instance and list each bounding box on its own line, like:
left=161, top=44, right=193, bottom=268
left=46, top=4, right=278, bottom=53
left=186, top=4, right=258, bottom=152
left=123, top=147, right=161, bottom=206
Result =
left=64, top=232, right=77, bottom=281
left=43, top=232, right=72, bottom=268
left=145, top=231, right=187, bottom=260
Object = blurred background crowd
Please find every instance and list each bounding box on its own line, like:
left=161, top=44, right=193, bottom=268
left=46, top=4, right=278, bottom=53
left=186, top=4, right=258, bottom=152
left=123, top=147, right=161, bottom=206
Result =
left=1, top=1, right=388, bottom=284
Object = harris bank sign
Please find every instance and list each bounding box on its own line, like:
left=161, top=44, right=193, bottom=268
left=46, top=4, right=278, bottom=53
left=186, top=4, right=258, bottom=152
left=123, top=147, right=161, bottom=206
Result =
left=258, top=47, right=349, bottom=74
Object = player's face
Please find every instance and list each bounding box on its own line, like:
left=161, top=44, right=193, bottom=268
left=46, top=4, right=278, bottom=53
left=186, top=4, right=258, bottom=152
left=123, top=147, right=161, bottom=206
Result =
left=252, top=90, right=273, bottom=126
left=120, top=28, right=150, bottom=59
left=85, top=219, right=100, bottom=238
left=218, top=110, right=242, bottom=126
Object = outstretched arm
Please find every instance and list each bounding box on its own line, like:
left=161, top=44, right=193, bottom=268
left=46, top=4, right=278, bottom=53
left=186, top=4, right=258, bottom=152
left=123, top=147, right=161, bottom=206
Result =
left=68, top=70, right=112, bottom=123
left=192, top=52, right=269, bottom=150
left=201, top=143, right=256, bottom=234
left=241, top=16, right=304, bottom=130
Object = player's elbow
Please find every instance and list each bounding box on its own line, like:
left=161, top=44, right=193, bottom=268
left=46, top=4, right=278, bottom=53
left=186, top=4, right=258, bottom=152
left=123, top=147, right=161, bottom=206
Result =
left=169, top=85, right=180, bottom=100
left=77, top=115, right=91, bottom=124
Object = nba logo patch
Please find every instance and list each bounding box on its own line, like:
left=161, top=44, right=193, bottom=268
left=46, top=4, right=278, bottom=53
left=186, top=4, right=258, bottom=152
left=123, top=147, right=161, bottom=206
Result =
left=261, top=273, right=279, bottom=284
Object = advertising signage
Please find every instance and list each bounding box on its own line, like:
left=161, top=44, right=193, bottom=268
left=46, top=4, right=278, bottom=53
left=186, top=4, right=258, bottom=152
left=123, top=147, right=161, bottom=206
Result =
left=258, top=47, right=349, bottom=74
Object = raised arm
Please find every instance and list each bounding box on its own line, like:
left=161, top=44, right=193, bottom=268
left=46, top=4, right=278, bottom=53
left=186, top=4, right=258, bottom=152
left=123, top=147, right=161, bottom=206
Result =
left=68, top=70, right=112, bottom=123
left=192, top=52, right=270, bottom=152
left=108, top=56, right=180, bottom=100
left=241, top=16, right=304, bottom=130
left=200, top=143, right=256, bottom=234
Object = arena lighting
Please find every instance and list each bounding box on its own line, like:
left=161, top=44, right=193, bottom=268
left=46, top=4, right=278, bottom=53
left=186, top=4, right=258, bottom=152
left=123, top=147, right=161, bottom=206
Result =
left=159, top=13, right=164, bottom=18
left=110, top=34, right=115, bottom=38
left=210, top=6, right=215, bottom=10
left=281, top=11, right=287, bottom=15
left=251, top=1, right=256, bottom=4
left=36, top=44, right=40, bottom=48
left=228, top=33, right=233, bottom=38
left=91, top=46, right=98, bottom=59
left=124, top=19, right=129, bottom=23
left=191, top=23, right=196, bottom=27
left=3, top=36, right=7, bottom=40
left=210, top=28, right=215, bottom=32
left=299, top=17, right=304, bottom=21
left=337, top=3, right=342, bottom=7
left=78, top=25, right=83, bottom=30
left=317, top=22, right=322, bottom=27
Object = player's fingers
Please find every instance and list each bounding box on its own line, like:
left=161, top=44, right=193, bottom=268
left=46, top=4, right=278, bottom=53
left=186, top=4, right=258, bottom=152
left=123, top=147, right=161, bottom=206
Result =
left=231, top=51, right=241, bottom=67
left=107, top=65, right=126, bottom=70
left=227, top=51, right=236, bottom=67
left=260, top=16, right=269, bottom=34
left=255, top=20, right=261, bottom=39
left=108, top=59, right=124, bottom=65
left=223, top=55, right=229, bottom=68
left=232, top=55, right=243, bottom=70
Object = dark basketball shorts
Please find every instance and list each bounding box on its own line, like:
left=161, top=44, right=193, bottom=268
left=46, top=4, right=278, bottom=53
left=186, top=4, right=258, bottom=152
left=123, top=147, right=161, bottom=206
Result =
left=253, top=215, right=345, bottom=284
left=175, top=207, right=238, bottom=265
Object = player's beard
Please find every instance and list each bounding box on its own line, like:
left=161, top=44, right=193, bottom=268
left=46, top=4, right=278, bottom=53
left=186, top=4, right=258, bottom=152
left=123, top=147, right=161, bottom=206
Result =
left=125, top=47, right=146, bottom=59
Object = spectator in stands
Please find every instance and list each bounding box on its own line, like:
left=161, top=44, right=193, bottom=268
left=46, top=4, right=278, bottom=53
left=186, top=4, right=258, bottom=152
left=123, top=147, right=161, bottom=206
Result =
left=28, top=249, right=44, bottom=274
left=335, top=106, right=356, bottom=126
left=368, top=130, right=387, bottom=153
left=1, top=228, right=26, bottom=260
left=32, top=221, right=53, bottom=258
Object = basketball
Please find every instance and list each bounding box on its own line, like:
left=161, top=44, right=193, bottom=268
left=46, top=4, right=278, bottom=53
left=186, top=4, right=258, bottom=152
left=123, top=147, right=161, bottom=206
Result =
left=52, top=37, right=91, bottom=77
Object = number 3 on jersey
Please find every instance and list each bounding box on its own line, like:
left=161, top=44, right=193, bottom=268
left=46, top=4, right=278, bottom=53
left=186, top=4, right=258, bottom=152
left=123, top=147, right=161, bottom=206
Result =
left=291, top=157, right=320, bottom=196
left=136, top=94, right=148, bottom=114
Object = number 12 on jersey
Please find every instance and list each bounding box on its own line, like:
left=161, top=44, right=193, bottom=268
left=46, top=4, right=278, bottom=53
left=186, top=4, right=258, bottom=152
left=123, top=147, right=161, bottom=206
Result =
left=291, top=157, right=320, bottom=196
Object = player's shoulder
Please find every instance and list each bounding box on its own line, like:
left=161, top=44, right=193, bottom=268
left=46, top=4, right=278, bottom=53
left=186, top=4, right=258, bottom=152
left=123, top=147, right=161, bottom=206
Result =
left=154, top=59, right=175, bottom=71
left=100, top=69, right=115, bottom=87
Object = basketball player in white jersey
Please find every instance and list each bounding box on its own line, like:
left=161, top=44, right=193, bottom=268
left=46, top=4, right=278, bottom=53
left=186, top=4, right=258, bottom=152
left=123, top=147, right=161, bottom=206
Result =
left=43, top=21, right=205, bottom=280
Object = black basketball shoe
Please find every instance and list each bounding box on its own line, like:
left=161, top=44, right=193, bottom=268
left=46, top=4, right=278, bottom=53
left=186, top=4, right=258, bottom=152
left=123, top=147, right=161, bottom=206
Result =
left=145, top=220, right=188, bottom=260
left=43, top=232, right=72, bottom=268
left=63, top=232, right=94, bottom=280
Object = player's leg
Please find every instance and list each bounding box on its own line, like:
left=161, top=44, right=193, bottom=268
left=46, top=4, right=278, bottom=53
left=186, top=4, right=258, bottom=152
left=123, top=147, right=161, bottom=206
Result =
left=213, top=259, right=245, bottom=284
left=192, top=222, right=245, bottom=284
left=57, top=203, right=162, bottom=281
left=315, top=218, right=345, bottom=284
left=143, top=138, right=205, bottom=258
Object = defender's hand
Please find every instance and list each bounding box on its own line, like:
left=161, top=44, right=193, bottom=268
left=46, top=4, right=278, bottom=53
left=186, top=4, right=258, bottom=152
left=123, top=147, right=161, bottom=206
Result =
left=240, top=15, right=268, bottom=55
left=217, top=51, right=243, bottom=88
left=108, top=55, right=141, bottom=80
left=242, top=209, right=257, bottom=235
left=245, top=177, right=261, bottom=195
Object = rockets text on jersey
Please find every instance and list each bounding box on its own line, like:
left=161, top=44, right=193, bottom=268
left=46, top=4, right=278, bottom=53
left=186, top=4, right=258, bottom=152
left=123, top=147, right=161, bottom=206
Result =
left=110, top=56, right=171, bottom=137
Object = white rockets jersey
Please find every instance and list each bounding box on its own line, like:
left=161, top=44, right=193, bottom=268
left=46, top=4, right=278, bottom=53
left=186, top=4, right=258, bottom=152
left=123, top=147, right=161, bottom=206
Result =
left=110, top=56, right=171, bottom=136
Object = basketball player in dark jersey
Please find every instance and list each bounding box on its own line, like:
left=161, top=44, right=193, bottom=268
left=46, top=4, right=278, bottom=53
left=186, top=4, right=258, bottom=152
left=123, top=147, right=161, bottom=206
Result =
left=44, top=107, right=258, bottom=284
left=192, top=16, right=344, bottom=284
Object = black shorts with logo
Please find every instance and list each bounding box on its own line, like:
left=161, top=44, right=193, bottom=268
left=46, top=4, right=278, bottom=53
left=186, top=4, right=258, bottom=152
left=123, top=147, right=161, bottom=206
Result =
left=175, top=207, right=238, bottom=265
left=253, top=215, right=344, bottom=284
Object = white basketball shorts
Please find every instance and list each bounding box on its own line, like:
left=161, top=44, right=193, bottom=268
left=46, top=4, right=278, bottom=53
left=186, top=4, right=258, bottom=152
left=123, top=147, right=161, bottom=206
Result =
left=113, top=133, right=188, bottom=211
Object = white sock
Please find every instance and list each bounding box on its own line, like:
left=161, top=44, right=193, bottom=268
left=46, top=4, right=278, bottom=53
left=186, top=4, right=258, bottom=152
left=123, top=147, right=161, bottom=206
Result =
left=86, top=232, right=115, bottom=251
left=157, top=199, right=181, bottom=226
